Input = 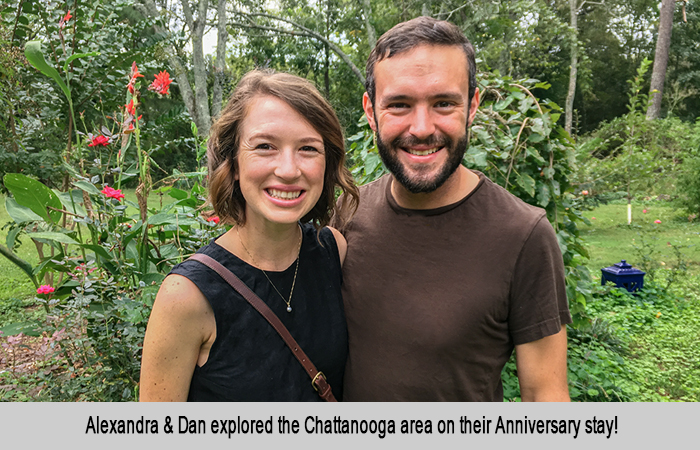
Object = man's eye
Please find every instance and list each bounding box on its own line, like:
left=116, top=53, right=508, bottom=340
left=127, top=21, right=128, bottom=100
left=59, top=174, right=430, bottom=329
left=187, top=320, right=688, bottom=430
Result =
left=435, top=101, right=453, bottom=108
left=388, top=103, right=409, bottom=109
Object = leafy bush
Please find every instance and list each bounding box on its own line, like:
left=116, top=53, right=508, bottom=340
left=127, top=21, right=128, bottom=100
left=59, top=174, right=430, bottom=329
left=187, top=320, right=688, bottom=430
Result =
left=675, top=155, right=700, bottom=218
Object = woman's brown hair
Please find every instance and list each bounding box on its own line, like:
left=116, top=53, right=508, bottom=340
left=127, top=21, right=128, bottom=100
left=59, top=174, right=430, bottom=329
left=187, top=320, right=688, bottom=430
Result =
left=207, top=69, right=358, bottom=229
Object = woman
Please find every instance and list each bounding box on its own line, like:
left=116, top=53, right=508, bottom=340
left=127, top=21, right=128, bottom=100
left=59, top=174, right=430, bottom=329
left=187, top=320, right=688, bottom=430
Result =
left=139, top=70, right=358, bottom=401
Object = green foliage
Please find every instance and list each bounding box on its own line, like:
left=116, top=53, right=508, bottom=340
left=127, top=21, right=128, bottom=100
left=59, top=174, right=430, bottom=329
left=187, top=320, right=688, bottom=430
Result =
left=675, top=155, right=700, bottom=217
left=574, top=60, right=700, bottom=205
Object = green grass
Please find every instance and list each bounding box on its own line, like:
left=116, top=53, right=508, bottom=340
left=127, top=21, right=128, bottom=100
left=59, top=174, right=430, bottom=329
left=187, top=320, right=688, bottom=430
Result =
left=579, top=202, right=700, bottom=277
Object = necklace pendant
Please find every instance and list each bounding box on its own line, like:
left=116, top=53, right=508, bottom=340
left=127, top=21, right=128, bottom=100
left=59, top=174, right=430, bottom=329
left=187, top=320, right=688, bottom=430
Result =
left=287, top=305, right=292, bottom=313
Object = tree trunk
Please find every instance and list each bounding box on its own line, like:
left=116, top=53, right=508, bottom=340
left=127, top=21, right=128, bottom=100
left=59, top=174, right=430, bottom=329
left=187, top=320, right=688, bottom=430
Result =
left=361, top=0, right=376, bottom=49
left=137, top=0, right=199, bottom=133
left=646, top=0, right=675, bottom=120
left=565, top=0, right=578, bottom=136
left=184, top=0, right=213, bottom=136
left=211, top=0, right=228, bottom=119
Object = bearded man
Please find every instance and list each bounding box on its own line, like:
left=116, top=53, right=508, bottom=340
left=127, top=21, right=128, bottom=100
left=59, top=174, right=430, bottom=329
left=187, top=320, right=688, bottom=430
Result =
left=336, top=17, right=571, bottom=401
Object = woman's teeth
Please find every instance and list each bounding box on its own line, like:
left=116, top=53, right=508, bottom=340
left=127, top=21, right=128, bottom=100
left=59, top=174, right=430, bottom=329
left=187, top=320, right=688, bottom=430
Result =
left=268, top=189, right=301, bottom=199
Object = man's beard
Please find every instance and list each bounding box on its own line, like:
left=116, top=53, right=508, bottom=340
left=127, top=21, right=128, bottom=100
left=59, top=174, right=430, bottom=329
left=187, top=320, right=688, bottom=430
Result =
left=376, top=129, right=469, bottom=194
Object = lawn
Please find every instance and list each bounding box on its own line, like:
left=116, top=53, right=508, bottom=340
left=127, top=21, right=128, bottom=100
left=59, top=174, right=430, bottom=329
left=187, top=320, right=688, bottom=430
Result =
left=579, top=202, right=700, bottom=277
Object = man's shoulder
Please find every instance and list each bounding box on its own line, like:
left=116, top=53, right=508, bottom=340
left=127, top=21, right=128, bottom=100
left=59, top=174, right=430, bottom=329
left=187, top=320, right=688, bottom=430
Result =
left=475, top=173, right=546, bottom=221
left=358, top=173, right=391, bottom=197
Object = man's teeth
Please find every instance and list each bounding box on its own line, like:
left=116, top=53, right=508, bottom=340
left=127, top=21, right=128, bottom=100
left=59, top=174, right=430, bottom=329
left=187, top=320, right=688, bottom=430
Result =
left=268, top=189, right=301, bottom=199
left=407, top=147, right=439, bottom=156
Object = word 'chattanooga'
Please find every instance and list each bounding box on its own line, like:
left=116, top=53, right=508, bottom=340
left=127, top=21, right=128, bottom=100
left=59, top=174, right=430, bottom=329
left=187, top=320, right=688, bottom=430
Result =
left=84, top=415, right=618, bottom=440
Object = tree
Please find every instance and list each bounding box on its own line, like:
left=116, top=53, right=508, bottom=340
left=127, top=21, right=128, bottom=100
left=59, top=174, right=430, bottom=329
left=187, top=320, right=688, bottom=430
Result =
left=136, top=0, right=229, bottom=136
left=646, top=0, right=677, bottom=119
left=565, top=0, right=603, bottom=136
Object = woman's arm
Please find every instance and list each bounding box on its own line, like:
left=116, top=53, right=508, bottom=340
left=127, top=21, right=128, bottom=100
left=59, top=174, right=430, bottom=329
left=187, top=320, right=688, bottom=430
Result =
left=327, top=226, right=347, bottom=266
left=139, top=274, right=216, bottom=401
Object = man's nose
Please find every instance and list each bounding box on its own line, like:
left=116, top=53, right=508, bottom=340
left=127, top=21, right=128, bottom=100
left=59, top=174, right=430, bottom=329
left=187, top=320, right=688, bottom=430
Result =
left=274, top=149, right=301, bottom=180
left=408, top=106, right=436, bottom=139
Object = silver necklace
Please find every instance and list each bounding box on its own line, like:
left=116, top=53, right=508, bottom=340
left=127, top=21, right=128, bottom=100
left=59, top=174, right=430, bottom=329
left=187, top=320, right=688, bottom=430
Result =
left=236, top=225, right=302, bottom=313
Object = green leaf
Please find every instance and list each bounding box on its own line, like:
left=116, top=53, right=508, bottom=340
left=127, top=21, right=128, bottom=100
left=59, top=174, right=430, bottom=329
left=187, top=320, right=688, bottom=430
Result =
left=525, top=147, right=546, bottom=164
left=5, top=197, right=43, bottom=223
left=57, top=190, right=87, bottom=217
left=24, top=41, right=71, bottom=102
left=0, top=321, right=42, bottom=337
left=141, top=273, right=165, bottom=285
left=466, top=148, right=488, bottom=168
left=537, top=183, right=551, bottom=207
left=515, top=173, right=536, bottom=197
left=81, top=244, right=114, bottom=261
left=3, top=173, right=62, bottom=223
left=168, top=188, right=188, bottom=200
left=63, top=52, right=100, bottom=74
left=587, top=389, right=599, bottom=397
left=27, top=231, right=80, bottom=245
left=493, top=97, right=514, bottom=112
left=73, top=180, right=101, bottom=196
left=527, top=133, right=545, bottom=143
left=6, top=227, right=22, bottom=251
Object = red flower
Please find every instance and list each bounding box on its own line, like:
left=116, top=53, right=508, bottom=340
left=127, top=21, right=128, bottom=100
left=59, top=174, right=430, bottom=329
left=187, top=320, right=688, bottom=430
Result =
left=88, top=135, right=109, bottom=147
left=207, top=216, right=220, bottom=224
left=37, top=285, right=55, bottom=295
left=654, top=220, right=662, bottom=224
left=148, top=71, right=172, bottom=95
left=126, top=99, right=135, bottom=115
left=581, top=190, right=589, bottom=196
left=59, top=10, right=72, bottom=29
left=101, top=186, right=125, bottom=201
left=130, top=62, right=144, bottom=80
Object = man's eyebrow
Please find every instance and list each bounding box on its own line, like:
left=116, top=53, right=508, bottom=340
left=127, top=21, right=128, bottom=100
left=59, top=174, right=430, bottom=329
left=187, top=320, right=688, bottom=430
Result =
left=381, top=92, right=464, bottom=104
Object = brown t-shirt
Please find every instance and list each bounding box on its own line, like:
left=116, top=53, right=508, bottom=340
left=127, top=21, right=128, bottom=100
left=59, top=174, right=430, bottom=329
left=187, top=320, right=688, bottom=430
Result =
left=338, top=172, right=571, bottom=401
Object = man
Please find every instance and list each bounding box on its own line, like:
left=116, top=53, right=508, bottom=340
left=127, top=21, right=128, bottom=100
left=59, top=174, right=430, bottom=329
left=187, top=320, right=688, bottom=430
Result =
left=338, top=17, right=571, bottom=401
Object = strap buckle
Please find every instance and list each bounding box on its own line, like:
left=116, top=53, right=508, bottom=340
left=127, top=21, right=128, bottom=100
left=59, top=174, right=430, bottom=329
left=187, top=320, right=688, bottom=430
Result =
left=312, top=371, right=328, bottom=393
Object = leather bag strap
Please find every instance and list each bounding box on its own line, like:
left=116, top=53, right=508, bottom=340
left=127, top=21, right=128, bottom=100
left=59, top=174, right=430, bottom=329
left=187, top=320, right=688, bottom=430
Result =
left=187, top=253, right=337, bottom=402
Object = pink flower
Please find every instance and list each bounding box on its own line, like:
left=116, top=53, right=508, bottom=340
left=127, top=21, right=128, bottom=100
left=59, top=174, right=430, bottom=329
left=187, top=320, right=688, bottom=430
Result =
left=207, top=216, right=220, bottom=224
left=88, top=135, right=109, bottom=147
left=643, top=209, right=647, bottom=213
left=101, top=186, right=125, bottom=201
left=148, top=71, right=172, bottom=95
left=654, top=220, right=662, bottom=224
left=591, top=217, right=596, bottom=220
left=37, top=285, right=55, bottom=295
left=581, top=190, right=589, bottom=196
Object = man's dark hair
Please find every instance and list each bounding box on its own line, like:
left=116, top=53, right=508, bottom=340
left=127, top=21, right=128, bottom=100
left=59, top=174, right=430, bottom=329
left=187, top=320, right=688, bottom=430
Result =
left=366, top=16, right=477, bottom=105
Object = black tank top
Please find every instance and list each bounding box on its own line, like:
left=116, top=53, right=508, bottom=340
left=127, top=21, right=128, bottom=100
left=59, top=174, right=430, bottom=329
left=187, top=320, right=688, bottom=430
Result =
left=170, top=223, right=347, bottom=401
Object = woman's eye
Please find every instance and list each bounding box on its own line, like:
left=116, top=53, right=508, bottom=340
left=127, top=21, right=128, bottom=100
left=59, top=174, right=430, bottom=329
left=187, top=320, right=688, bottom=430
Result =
left=300, top=145, right=321, bottom=153
left=255, top=143, right=272, bottom=150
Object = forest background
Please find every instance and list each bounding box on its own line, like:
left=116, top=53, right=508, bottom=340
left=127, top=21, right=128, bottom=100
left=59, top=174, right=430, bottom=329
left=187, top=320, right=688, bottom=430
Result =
left=1, top=0, right=700, bottom=402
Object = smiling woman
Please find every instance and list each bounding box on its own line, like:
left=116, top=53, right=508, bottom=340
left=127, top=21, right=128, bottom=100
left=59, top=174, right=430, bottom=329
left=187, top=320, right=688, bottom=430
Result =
left=139, top=70, right=359, bottom=402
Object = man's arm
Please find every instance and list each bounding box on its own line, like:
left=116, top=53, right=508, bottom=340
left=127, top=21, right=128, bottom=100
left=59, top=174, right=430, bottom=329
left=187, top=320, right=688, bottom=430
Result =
left=514, top=324, right=570, bottom=402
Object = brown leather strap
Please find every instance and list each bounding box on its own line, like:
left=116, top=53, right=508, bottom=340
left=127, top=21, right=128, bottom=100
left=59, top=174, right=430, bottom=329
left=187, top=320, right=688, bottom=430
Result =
left=187, top=253, right=337, bottom=402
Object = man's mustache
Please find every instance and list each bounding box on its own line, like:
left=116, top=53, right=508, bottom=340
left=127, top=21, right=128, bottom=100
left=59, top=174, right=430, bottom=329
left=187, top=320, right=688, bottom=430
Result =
left=391, top=134, right=452, bottom=149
